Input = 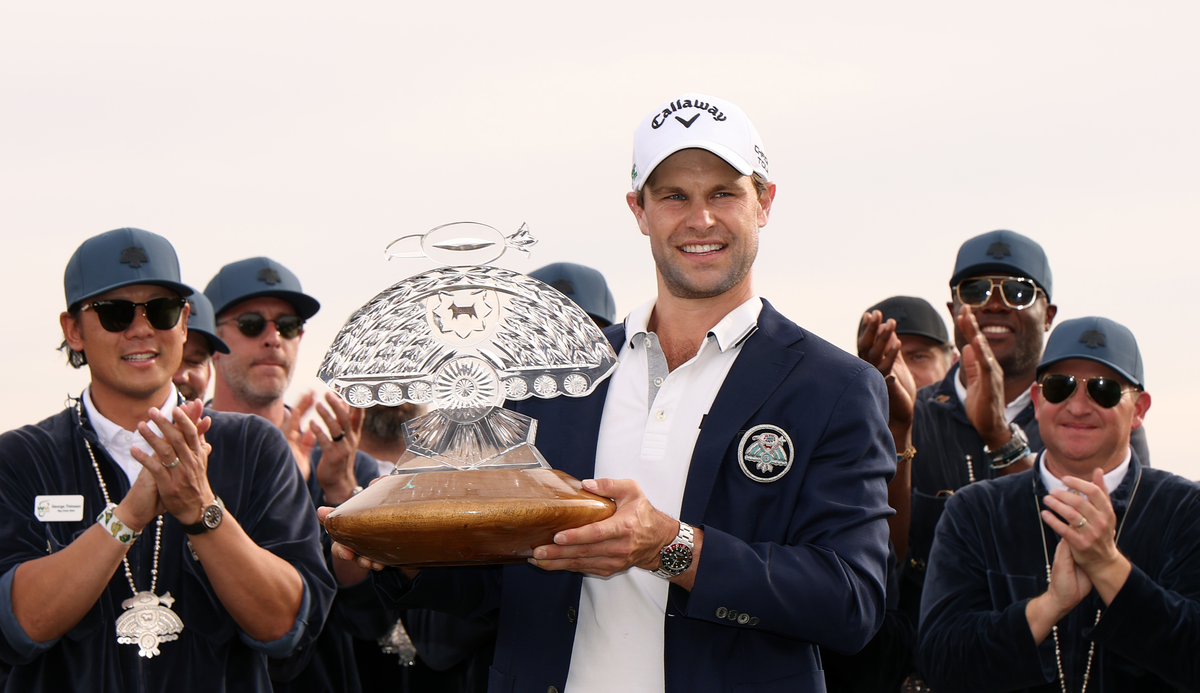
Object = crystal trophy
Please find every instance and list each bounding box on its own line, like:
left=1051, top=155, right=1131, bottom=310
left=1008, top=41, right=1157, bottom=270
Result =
left=319, top=222, right=618, bottom=566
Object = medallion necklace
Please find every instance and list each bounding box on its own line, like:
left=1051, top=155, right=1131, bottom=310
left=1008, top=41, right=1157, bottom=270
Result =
left=1034, top=462, right=1141, bottom=693
left=79, top=401, right=184, bottom=658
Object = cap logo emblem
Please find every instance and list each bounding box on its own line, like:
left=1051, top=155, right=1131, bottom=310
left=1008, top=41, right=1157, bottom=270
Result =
left=651, top=99, right=727, bottom=129
left=755, top=145, right=769, bottom=173
left=986, top=242, right=1012, bottom=259
left=674, top=113, right=700, bottom=128
left=120, top=246, right=149, bottom=269
left=1080, top=330, right=1106, bottom=348
left=257, top=268, right=282, bottom=285
left=737, top=425, right=794, bottom=483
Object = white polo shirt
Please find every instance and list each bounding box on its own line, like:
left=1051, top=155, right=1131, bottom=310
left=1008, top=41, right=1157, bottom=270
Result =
left=564, top=296, right=762, bottom=693
left=84, top=385, right=179, bottom=487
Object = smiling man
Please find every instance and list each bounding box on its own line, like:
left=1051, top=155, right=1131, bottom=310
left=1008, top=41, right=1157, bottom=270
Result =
left=361, top=93, right=896, bottom=693
left=0, top=228, right=334, bottom=691
left=919, top=317, right=1200, bottom=692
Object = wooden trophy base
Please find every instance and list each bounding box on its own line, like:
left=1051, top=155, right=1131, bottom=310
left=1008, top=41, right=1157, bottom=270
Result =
left=322, top=468, right=616, bottom=567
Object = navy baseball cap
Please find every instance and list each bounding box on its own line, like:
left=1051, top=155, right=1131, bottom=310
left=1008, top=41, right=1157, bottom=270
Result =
left=865, top=296, right=949, bottom=344
left=64, top=228, right=193, bottom=309
left=185, top=292, right=230, bottom=354
left=530, top=262, right=617, bottom=327
left=1037, top=317, right=1143, bottom=388
left=204, top=257, right=320, bottom=319
left=949, top=230, right=1053, bottom=301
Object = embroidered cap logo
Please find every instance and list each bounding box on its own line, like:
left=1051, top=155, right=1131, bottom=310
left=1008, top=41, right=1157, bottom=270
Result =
left=257, top=268, right=282, bottom=285
left=1079, top=330, right=1106, bottom=349
left=986, top=242, right=1012, bottom=260
left=120, top=246, right=149, bottom=269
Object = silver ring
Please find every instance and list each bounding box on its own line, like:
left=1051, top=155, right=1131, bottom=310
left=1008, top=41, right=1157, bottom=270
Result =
left=162, top=456, right=181, bottom=469
left=1075, top=516, right=1088, bottom=529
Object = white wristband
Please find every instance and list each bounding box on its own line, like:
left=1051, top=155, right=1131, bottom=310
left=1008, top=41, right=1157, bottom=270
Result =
left=96, top=502, right=140, bottom=546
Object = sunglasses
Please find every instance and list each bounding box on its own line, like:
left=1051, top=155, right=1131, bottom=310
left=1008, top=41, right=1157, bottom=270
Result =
left=219, top=313, right=305, bottom=339
left=81, top=297, right=187, bottom=332
left=1038, top=374, right=1140, bottom=408
left=955, top=276, right=1041, bottom=310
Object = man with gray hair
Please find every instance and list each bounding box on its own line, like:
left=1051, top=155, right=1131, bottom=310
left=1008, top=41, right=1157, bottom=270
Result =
left=203, top=257, right=387, bottom=693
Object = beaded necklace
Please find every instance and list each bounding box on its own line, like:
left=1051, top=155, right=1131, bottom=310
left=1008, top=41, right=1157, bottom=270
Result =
left=79, top=401, right=184, bottom=658
left=1034, top=461, right=1141, bottom=693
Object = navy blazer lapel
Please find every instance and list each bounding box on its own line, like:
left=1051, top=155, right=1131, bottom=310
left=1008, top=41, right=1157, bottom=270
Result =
left=679, top=300, right=805, bottom=524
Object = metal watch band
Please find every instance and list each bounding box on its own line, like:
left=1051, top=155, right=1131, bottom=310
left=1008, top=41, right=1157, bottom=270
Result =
left=984, top=423, right=1028, bottom=462
left=652, top=521, right=695, bottom=579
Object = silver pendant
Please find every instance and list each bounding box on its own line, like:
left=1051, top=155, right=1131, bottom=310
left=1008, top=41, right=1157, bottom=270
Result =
left=115, top=591, right=184, bottom=658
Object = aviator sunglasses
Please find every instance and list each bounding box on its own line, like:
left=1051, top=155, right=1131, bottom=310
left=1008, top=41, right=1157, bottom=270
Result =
left=81, top=297, right=187, bottom=332
left=955, top=276, right=1041, bottom=310
left=218, top=313, right=305, bottom=339
left=1038, top=374, right=1140, bottom=409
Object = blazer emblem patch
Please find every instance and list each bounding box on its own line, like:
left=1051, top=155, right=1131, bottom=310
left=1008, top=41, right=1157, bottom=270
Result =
left=737, top=425, right=794, bottom=483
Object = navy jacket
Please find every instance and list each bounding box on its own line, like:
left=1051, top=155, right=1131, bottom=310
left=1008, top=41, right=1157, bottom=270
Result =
left=919, top=454, right=1200, bottom=692
left=377, top=300, right=895, bottom=692
left=0, top=402, right=336, bottom=692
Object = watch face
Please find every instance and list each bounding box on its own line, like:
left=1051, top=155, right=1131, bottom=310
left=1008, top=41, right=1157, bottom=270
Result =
left=660, top=543, right=692, bottom=573
left=202, top=503, right=223, bottom=530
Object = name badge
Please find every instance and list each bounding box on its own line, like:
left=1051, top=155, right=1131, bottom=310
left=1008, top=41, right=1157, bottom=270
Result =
left=35, top=495, right=85, bottom=522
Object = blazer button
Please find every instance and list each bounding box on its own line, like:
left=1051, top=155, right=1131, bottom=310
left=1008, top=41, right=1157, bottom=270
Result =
left=567, top=606, right=577, bottom=623
left=737, top=613, right=750, bottom=625
left=715, top=607, right=728, bottom=619
left=549, top=687, right=559, bottom=693
left=726, top=610, right=739, bottom=621
left=749, top=616, right=760, bottom=626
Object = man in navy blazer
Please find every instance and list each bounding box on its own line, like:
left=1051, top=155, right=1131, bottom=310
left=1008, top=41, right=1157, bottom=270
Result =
left=331, top=93, right=896, bottom=692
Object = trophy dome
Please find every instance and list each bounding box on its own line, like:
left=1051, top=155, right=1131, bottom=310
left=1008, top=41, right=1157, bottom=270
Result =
left=318, top=265, right=617, bottom=410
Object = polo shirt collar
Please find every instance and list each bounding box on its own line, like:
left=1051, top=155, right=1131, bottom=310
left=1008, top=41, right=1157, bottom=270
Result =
left=1037, top=448, right=1131, bottom=496
left=84, top=385, right=179, bottom=446
left=625, top=296, right=763, bottom=353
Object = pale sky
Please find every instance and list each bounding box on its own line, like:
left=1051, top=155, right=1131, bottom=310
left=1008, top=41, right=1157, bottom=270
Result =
left=3, top=2, right=1197, bottom=477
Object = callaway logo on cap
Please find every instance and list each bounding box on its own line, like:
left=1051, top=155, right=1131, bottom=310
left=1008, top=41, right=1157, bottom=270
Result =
left=631, top=93, right=769, bottom=191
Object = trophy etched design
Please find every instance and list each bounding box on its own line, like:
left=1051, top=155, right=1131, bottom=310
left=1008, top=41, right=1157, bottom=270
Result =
left=319, top=222, right=618, bottom=566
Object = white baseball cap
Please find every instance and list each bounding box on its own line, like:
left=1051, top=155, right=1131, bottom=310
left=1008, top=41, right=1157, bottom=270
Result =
left=631, top=93, right=769, bottom=192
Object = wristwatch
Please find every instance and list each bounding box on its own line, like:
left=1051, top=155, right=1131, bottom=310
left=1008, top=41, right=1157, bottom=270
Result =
left=984, top=423, right=1030, bottom=469
left=652, top=522, right=695, bottom=579
left=182, top=498, right=224, bottom=535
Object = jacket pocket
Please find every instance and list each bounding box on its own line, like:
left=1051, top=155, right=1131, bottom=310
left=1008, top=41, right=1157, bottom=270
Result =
left=985, top=570, right=1040, bottom=611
